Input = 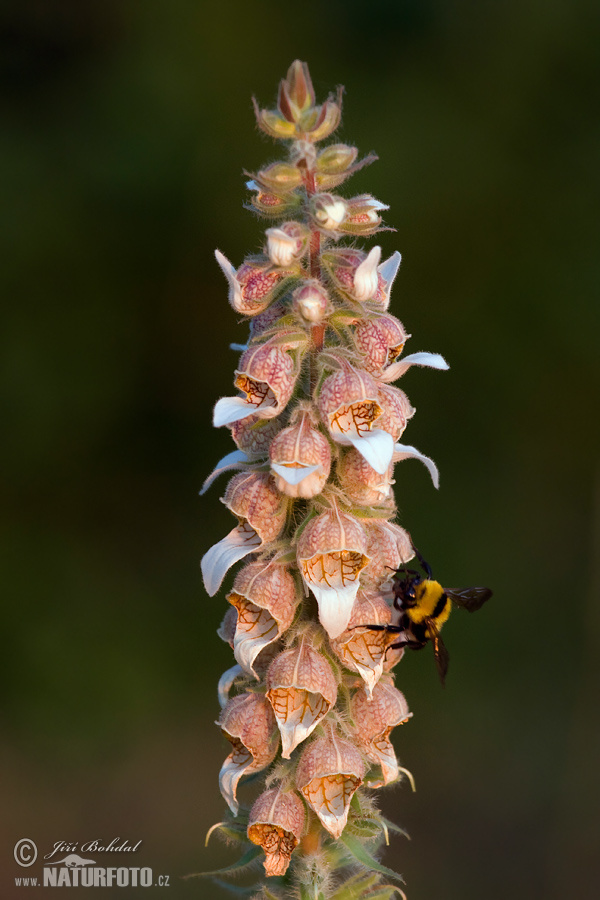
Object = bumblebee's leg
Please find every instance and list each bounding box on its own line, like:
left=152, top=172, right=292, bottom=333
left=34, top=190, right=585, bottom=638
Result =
left=384, top=638, right=425, bottom=657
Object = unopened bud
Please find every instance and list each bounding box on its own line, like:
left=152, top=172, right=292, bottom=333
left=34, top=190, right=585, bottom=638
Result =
left=269, top=412, right=331, bottom=498
left=292, top=280, right=330, bottom=323
left=310, top=193, right=348, bottom=233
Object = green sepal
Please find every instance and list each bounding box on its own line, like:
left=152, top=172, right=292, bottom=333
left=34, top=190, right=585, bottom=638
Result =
left=339, top=833, right=405, bottom=885
left=378, top=816, right=410, bottom=840
left=328, top=871, right=381, bottom=899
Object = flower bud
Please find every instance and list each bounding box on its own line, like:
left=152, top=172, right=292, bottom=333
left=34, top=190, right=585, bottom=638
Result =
left=265, top=221, right=309, bottom=268
left=253, top=162, right=304, bottom=194
left=266, top=639, right=337, bottom=758
left=217, top=692, right=279, bottom=815
left=317, top=143, right=358, bottom=174
left=248, top=788, right=306, bottom=877
left=248, top=185, right=303, bottom=218
left=296, top=506, right=370, bottom=638
left=227, top=561, right=300, bottom=677
left=278, top=60, right=315, bottom=121
left=295, top=730, right=365, bottom=838
left=329, top=589, right=396, bottom=697
left=201, top=472, right=287, bottom=596
left=304, top=90, right=343, bottom=142
left=354, top=314, right=409, bottom=375
left=362, top=520, right=414, bottom=590
left=309, top=193, right=348, bottom=233
left=318, top=364, right=394, bottom=474
left=351, top=679, right=412, bottom=787
left=269, top=412, right=331, bottom=498
left=292, top=280, right=329, bottom=323
left=338, top=448, right=394, bottom=507
left=214, top=251, right=295, bottom=316
left=213, top=340, right=299, bottom=429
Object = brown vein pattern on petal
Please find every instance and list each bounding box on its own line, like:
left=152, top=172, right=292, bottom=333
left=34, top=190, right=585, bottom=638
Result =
left=296, top=507, right=370, bottom=639
left=235, top=342, right=297, bottom=418
left=351, top=680, right=412, bottom=787
left=318, top=366, right=382, bottom=443
left=223, top=472, right=287, bottom=545
left=353, top=314, right=408, bottom=376
left=295, top=730, right=365, bottom=839
left=248, top=788, right=306, bottom=877
left=266, top=640, right=337, bottom=758
left=227, top=561, right=300, bottom=676
left=329, top=590, right=395, bottom=698
left=218, top=692, right=279, bottom=815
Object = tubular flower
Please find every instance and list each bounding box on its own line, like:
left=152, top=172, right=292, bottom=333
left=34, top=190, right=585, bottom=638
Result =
left=201, top=61, right=462, bottom=898
left=266, top=638, right=337, bottom=758
left=351, top=679, right=412, bottom=787
left=362, top=520, right=414, bottom=589
left=296, top=505, right=370, bottom=639
left=329, top=590, right=398, bottom=698
left=318, top=364, right=395, bottom=474
left=269, top=410, right=331, bottom=498
left=248, top=787, right=306, bottom=877
left=295, top=729, right=365, bottom=838
left=226, top=561, right=300, bottom=677
left=338, top=447, right=394, bottom=507
left=214, top=339, right=302, bottom=428
left=353, top=313, right=409, bottom=376
left=214, top=251, right=297, bottom=316
left=217, top=692, right=279, bottom=815
left=201, top=472, right=287, bottom=596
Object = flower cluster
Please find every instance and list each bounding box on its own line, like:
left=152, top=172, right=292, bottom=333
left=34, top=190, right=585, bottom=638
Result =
left=201, top=61, right=448, bottom=896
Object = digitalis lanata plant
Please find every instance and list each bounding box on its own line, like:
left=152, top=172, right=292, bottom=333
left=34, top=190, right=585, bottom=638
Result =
left=200, top=61, right=449, bottom=900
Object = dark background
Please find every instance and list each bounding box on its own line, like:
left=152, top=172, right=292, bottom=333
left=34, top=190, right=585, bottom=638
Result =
left=2, top=1, right=599, bottom=897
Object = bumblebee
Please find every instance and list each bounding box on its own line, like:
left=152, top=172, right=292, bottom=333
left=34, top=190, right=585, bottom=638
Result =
left=365, top=548, right=492, bottom=685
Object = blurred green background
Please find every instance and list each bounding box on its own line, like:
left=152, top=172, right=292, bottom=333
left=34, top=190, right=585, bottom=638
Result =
left=1, top=0, right=599, bottom=897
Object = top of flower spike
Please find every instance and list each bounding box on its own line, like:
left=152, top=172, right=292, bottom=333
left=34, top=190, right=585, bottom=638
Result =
left=253, top=60, right=343, bottom=143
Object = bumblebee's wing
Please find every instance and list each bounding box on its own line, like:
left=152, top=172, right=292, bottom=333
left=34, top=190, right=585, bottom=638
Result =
left=425, top=617, right=449, bottom=686
left=446, top=586, right=492, bottom=612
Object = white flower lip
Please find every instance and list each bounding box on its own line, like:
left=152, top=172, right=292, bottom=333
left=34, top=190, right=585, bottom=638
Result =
left=347, top=428, right=395, bottom=475
left=201, top=523, right=262, bottom=596
left=353, top=245, right=381, bottom=302
left=271, top=462, right=320, bottom=486
left=393, top=442, right=440, bottom=489
left=381, top=351, right=449, bottom=382
left=214, top=249, right=241, bottom=309
left=200, top=449, right=250, bottom=495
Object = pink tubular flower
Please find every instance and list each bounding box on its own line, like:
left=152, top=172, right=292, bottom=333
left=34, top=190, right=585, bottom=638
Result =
left=296, top=505, right=370, bottom=639
left=323, top=247, right=402, bottom=307
left=351, top=679, right=412, bottom=787
left=362, top=520, right=414, bottom=590
left=214, top=251, right=296, bottom=316
left=248, top=787, right=306, bottom=877
left=269, top=411, right=331, bottom=498
left=375, top=384, right=415, bottom=442
left=227, top=561, right=300, bottom=677
left=217, top=692, right=279, bottom=815
left=353, top=313, right=409, bottom=376
left=338, top=447, right=394, bottom=507
left=266, top=638, right=337, bottom=758
left=295, top=729, right=365, bottom=838
left=229, top=414, right=281, bottom=458
left=201, top=472, right=287, bottom=596
left=213, top=340, right=300, bottom=428
left=318, top=364, right=395, bottom=474
left=329, top=589, right=398, bottom=698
